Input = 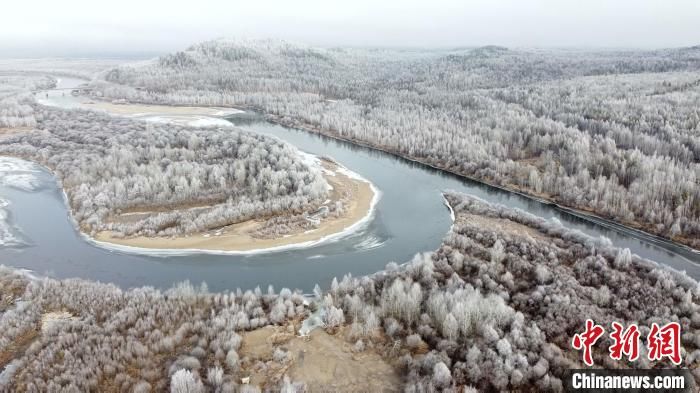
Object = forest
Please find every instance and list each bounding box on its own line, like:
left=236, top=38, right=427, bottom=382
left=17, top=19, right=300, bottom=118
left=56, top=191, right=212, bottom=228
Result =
left=1, top=192, right=697, bottom=392
left=1, top=42, right=699, bottom=392
left=0, top=74, right=53, bottom=129
left=89, top=39, right=700, bottom=248
left=0, top=58, right=121, bottom=129
left=0, top=104, right=329, bottom=237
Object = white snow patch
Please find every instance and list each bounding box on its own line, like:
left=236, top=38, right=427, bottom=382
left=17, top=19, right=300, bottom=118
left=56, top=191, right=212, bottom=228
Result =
left=0, top=157, right=39, bottom=173
left=0, top=198, right=25, bottom=248
left=335, top=165, right=366, bottom=181
left=297, top=151, right=321, bottom=169
left=186, top=117, right=235, bottom=128
left=0, top=174, right=41, bottom=191
left=299, top=306, right=325, bottom=336
left=135, top=115, right=234, bottom=128
left=212, top=108, right=244, bottom=116
left=14, top=268, right=40, bottom=281
left=353, top=235, right=386, bottom=251
left=0, top=158, right=40, bottom=247
left=0, top=158, right=42, bottom=191
left=41, top=311, right=76, bottom=332
left=442, top=194, right=456, bottom=223
left=0, top=360, right=21, bottom=387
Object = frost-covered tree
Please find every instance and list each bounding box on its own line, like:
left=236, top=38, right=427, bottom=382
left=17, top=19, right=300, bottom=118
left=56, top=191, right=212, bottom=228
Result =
left=1, top=191, right=698, bottom=391
left=433, top=362, right=452, bottom=388
left=0, top=104, right=329, bottom=238
left=91, top=39, right=700, bottom=248
left=171, top=369, right=204, bottom=393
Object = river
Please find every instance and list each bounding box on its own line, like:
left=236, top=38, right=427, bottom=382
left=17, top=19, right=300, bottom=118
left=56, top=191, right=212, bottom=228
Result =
left=0, top=77, right=698, bottom=292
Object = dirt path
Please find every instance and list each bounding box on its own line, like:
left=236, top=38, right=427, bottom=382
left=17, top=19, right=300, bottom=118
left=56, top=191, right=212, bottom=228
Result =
left=0, top=127, right=31, bottom=137
left=239, top=325, right=400, bottom=392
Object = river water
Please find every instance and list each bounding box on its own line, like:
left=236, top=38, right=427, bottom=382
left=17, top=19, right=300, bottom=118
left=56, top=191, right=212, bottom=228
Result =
left=0, top=78, right=698, bottom=292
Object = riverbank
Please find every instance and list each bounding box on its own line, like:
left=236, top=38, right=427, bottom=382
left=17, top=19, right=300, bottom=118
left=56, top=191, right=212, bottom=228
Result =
left=73, top=100, right=243, bottom=117
left=39, top=98, right=244, bottom=128
left=92, top=158, right=378, bottom=254
left=10, top=79, right=696, bottom=293
left=0, top=127, right=31, bottom=137
left=29, top=90, right=379, bottom=255
left=260, top=112, right=700, bottom=253
left=4, top=182, right=699, bottom=390
left=81, top=93, right=699, bottom=255
left=80, top=94, right=699, bottom=253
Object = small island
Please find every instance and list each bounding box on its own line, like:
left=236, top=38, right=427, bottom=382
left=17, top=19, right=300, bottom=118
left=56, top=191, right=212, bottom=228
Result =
left=0, top=95, right=377, bottom=254
left=95, top=158, right=377, bottom=253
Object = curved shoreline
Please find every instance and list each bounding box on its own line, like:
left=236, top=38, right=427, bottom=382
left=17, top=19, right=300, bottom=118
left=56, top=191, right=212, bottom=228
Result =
left=258, top=112, right=700, bottom=256
left=85, top=188, right=380, bottom=256
left=16, top=153, right=379, bottom=257
left=18, top=83, right=700, bottom=259
left=23, top=86, right=382, bottom=256
left=36, top=77, right=699, bottom=254
left=14, top=152, right=374, bottom=257
left=87, top=161, right=381, bottom=256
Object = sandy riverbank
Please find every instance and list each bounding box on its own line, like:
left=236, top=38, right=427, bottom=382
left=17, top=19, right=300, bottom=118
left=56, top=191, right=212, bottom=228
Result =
left=93, top=160, right=377, bottom=254
left=78, top=101, right=243, bottom=127
left=81, top=101, right=243, bottom=117
left=265, top=114, right=700, bottom=253
left=0, top=127, right=31, bottom=137
left=32, top=92, right=379, bottom=254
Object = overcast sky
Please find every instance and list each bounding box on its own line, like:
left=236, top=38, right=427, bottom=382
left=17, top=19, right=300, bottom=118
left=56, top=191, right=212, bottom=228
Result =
left=3, top=0, right=700, bottom=57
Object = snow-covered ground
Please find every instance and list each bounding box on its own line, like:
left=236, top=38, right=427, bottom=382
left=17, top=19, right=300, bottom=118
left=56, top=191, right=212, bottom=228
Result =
left=134, top=114, right=236, bottom=128
left=37, top=79, right=243, bottom=129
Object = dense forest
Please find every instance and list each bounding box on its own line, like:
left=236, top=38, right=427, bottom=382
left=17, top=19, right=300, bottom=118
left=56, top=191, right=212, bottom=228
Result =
left=1, top=192, right=697, bottom=392
left=90, top=39, right=700, bottom=248
left=0, top=104, right=329, bottom=237
left=0, top=74, right=54, bottom=129
left=0, top=58, right=122, bottom=129
left=1, top=43, right=698, bottom=392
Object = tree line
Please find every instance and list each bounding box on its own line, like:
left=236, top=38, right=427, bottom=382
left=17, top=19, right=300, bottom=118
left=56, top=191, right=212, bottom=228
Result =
left=90, top=39, right=700, bottom=248
left=2, top=191, right=698, bottom=392
left=0, top=104, right=329, bottom=237
left=0, top=74, right=55, bottom=129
